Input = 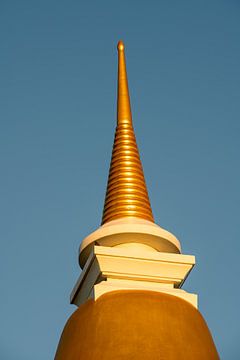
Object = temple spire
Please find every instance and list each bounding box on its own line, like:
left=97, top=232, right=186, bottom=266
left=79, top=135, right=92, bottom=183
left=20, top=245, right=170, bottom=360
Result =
left=101, top=41, right=154, bottom=224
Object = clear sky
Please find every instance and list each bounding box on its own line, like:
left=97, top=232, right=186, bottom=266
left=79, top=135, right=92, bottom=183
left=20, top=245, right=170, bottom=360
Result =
left=1, top=0, right=239, bottom=359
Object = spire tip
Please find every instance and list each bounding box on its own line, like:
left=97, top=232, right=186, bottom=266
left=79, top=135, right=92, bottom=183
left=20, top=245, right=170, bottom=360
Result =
left=117, top=40, right=124, bottom=51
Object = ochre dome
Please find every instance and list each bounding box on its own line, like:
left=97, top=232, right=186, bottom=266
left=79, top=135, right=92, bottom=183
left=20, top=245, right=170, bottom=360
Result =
left=55, top=291, right=218, bottom=359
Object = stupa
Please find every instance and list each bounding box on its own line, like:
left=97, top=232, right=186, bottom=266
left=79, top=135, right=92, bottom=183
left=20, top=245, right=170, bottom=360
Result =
left=55, top=41, right=219, bottom=360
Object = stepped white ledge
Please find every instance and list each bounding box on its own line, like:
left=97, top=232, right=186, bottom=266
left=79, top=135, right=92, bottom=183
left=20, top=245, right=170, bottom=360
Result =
left=72, top=244, right=197, bottom=309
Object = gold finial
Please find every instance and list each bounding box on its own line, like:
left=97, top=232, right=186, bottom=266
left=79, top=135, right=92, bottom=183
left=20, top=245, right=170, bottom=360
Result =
left=101, top=41, right=154, bottom=224
left=117, top=40, right=132, bottom=126
left=117, top=40, right=124, bottom=51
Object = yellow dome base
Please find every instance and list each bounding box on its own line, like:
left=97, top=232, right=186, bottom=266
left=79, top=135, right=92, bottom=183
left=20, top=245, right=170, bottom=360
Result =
left=55, top=291, right=219, bottom=360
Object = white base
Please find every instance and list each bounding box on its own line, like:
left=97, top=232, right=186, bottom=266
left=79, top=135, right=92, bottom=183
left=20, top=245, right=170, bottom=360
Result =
left=71, top=245, right=197, bottom=308
left=91, top=279, right=197, bottom=308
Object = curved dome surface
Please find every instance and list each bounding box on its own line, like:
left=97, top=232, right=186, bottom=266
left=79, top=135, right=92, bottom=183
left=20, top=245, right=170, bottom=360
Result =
left=55, top=291, right=219, bottom=360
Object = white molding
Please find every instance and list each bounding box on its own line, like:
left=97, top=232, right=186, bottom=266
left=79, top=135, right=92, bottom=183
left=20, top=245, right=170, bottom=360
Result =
left=71, top=245, right=197, bottom=308
left=79, top=218, right=181, bottom=268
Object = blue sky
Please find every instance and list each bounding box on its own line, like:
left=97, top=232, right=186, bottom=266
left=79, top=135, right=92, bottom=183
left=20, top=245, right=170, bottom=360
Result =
left=1, top=0, right=240, bottom=358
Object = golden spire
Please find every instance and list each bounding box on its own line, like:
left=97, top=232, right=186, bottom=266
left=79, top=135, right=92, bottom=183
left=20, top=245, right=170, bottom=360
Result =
left=101, top=41, right=154, bottom=224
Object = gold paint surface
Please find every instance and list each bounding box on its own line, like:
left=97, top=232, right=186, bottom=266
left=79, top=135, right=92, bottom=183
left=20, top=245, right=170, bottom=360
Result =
left=55, top=291, right=219, bottom=359
left=102, top=41, right=154, bottom=224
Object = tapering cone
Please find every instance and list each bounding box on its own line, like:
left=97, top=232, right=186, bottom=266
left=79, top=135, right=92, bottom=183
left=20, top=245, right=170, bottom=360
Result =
left=102, top=41, right=154, bottom=224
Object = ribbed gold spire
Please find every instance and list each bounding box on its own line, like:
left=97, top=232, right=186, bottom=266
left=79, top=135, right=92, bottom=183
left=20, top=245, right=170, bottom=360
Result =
left=101, top=41, right=154, bottom=224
